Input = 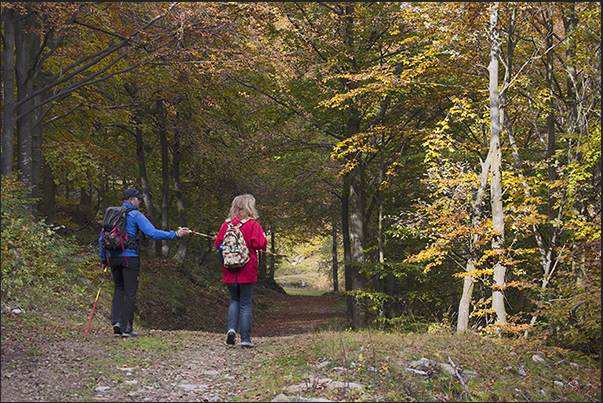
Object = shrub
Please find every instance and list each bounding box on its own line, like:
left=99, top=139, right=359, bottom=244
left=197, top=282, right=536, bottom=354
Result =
left=1, top=174, right=92, bottom=301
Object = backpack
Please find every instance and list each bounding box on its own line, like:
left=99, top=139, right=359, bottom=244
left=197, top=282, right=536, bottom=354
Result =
left=221, top=219, right=250, bottom=269
left=101, top=206, right=138, bottom=254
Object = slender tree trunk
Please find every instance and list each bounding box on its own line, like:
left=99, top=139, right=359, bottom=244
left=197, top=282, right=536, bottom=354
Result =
left=457, top=154, right=491, bottom=333
left=1, top=6, right=16, bottom=176
left=15, top=8, right=37, bottom=200
left=172, top=123, right=188, bottom=264
left=31, top=80, right=44, bottom=202
left=134, top=118, right=157, bottom=256
left=269, top=232, right=275, bottom=281
left=158, top=100, right=171, bottom=257
left=125, top=82, right=158, bottom=256
left=488, top=3, right=507, bottom=325
left=341, top=176, right=354, bottom=327
left=561, top=4, right=585, bottom=288
left=562, top=4, right=578, bottom=137
left=349, top=163, right=367, bottom=329
left=43, top=158, right=56, bottom=223
left=258, top=240, right=267, bottom=281
left=545, top=4, right=558, bottom=272
left=332, top=215, right=339, bottom=292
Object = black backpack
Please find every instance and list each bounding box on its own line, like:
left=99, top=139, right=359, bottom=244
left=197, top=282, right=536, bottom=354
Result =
left=101, top=206, right=138, bottom=253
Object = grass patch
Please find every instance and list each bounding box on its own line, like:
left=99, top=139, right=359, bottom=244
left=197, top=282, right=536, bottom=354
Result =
left=283, top=287, right=326, bottom=296
left=234, top=329, right=601, bottom=402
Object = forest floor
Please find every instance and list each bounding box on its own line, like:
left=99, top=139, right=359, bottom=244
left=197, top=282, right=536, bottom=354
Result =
left=2, top=285, right=601, bottom=402
left=1, top=290, right=348, bottom=402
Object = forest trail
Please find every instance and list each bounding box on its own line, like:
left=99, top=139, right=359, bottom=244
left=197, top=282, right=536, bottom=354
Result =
left=253, top=291, right=346, bottom=337
left=1, top=291, right=347, bottom=402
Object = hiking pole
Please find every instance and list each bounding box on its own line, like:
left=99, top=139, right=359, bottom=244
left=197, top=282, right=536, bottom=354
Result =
left=180, top=227, right=216, bottom=239
left=181, top=227, right=279, bottom=256
left=259, top=250, right=277, bottom=256
left=84, top=264, right=109, bottom=341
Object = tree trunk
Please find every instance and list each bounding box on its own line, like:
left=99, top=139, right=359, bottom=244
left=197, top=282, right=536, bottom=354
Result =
left=258, top=242, right=267, bottom=281
left=457, top=263, right=476, bottom=333
left=488, top=3, right=507, bottom=326
left=341, top=176, right=354, bottom=327
left=43, top=159, right=56, bottom=224
left=457, top=154, right=491, bottom=333
left=1, top=6, right=16, bottom=176
left=126, top=82, right=158, bottom=256
left=376, top=129, right=385, bottom=314
left=157, top=100, right=171, bottom=257
left=15, top=8, right=37, bottom=200
left=545, top=4, right=558, bottom=273
left=562, top=5, right=585, bottom=288
left=562, top=4, right=578, bottom=137
left=31, top=69, right=46, bottom=202
left=269, top=232, right=276, bottom=281
left=134, top=117, right=158, bottom=256
left=172, top=123, right=188, bottom=264
left=349, top=163, right=367, bottom=329
left=332, top=215, right=339, bottom=292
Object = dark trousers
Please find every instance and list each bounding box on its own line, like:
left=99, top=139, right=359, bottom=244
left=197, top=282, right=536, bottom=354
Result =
left=109, top=256, right=140, bottom=332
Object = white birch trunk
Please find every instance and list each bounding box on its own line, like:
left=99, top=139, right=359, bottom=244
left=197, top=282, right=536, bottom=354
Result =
left=488, top=3, right=507, bottom=325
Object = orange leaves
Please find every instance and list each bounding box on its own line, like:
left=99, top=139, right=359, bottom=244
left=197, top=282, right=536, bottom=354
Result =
left=482, top=322, right=532, bottom=335
left=453, top=268, right=494, bottom=278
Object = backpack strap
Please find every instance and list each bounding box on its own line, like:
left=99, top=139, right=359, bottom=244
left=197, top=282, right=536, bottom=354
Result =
left=227, top=218, right=249, bottom=228
left=123, top=207, right=141, bottom=253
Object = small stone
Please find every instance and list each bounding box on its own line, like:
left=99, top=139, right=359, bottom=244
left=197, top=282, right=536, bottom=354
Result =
left=532, top=354, right=547, bottom=364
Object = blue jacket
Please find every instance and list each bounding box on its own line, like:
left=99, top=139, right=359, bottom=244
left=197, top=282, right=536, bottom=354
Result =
left=99, top=201, right=178, bottom=264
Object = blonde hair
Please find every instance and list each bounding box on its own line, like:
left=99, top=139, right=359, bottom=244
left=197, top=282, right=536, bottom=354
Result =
left=228, top=194, right=259, bottom=220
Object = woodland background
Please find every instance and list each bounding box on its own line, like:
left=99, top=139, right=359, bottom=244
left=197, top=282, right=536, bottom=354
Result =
left=1, top=2, right=600, bottom=359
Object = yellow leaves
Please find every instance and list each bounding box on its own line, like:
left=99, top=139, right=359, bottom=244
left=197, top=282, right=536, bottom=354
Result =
left=482, top=322, right=532, bottom=335
left=505, top=281, right=528, bottom=290
left=453, top=268, right=494, bottom=278
left=472, top=308, right=496, bottom=317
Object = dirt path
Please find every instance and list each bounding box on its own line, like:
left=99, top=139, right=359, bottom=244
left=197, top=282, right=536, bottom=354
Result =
left=1, top=291, right=346, bottom=402
left=253, top=291, right=346, bottom=337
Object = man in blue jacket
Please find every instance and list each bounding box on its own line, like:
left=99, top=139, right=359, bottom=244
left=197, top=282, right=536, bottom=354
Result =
left=99, top=187, right=189, bottom=338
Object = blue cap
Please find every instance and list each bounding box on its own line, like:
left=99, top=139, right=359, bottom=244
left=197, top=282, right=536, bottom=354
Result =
left=122, top=188, right=142, bottom=200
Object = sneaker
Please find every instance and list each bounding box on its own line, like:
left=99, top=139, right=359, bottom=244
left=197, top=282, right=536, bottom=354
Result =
left=113, top=323, right=122, bottom=335
left=240, top=341, right=254, bottom=349
left=121, top=331, right=139, bottom=338
left=226, top=329, right=236, bottom=345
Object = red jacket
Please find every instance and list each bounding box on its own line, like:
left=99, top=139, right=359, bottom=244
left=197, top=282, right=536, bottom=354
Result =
left=214, top=218, right=267, bottom=283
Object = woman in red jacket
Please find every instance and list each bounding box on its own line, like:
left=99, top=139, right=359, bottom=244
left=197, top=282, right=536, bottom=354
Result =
left=214, top=194, right=267, bottom=348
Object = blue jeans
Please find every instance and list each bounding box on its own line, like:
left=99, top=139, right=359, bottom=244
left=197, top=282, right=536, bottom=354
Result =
left=226, top=283, right=254, bottom=343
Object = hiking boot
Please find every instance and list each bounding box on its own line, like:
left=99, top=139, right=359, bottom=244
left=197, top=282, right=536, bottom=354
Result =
left=240, top=341, right=254, bottom=349
left=121, top=331, right=139, bottom=338
left=113, top=323, right=122, bottom=335
left=226, top=329, right=236, bottom=345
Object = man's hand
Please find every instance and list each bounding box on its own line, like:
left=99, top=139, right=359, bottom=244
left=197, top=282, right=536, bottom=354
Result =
left=176, top=227, right=189, bottom=238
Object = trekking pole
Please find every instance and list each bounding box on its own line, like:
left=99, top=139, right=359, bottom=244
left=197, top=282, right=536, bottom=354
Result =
left=259, top=250, right=277, bottom=256
left=181, top=227, right=216, bottom=239
left=84, top=264, right=109, bottom=341
left=181, top=227, right=279, bottom=256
